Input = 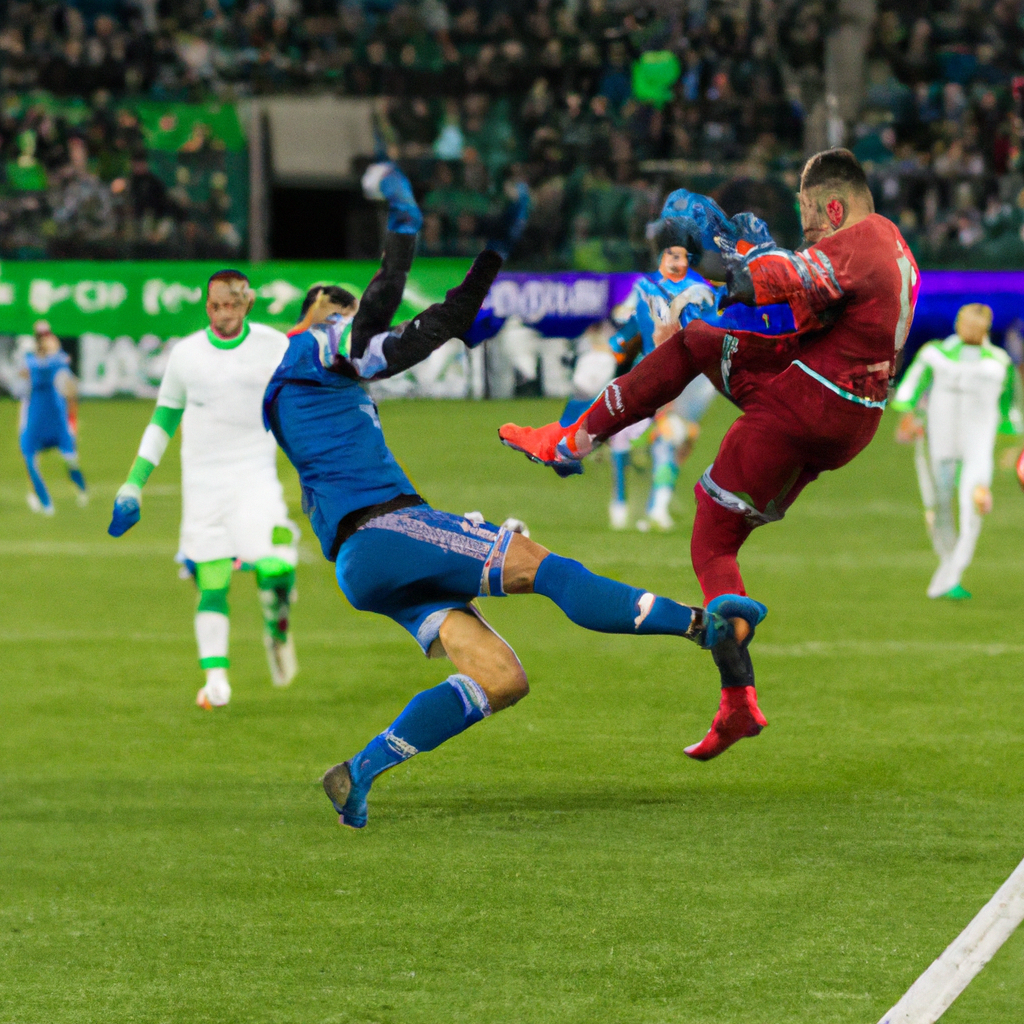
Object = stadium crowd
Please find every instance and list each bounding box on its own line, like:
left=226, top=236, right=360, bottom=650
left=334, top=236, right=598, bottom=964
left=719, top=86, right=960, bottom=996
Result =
left=0, top=0, right=1023, bottom=266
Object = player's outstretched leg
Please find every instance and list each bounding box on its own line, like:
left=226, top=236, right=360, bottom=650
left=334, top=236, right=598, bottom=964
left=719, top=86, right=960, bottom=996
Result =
left=499, top=320, right=721, bottom=475
left=193, top=559, right=233, bottom=709
left=255, top=556, right=298, bottom=686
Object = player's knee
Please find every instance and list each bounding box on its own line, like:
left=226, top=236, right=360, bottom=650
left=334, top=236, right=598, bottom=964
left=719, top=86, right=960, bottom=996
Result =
left=482, top=659, right=529, bottom=711
left=502, top=534, right=550, bottom=594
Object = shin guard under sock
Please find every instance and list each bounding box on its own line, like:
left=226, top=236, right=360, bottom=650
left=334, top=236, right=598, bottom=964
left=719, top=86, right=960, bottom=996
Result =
left=352, top=675, right=492, bottom=782
left=533, top=553, right=699, bottom=638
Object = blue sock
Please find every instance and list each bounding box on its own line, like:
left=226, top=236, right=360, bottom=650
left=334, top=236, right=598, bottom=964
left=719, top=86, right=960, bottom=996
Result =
left=533, top=553, right=696, bottom=636
left=350, top=675, right=491, bottom=784
left=381, top=167, right=423, bottom=234
left=612, top=451, right=629, bottom=502
left=68, top=467, right=86, bottom=491
left=24, top=454, right=51, bottom=507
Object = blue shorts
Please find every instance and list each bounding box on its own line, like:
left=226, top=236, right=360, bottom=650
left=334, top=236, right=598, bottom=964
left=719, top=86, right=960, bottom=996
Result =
left=334, top=506, right=515, bottom=654
left=20, top=423, right=76, bottom=458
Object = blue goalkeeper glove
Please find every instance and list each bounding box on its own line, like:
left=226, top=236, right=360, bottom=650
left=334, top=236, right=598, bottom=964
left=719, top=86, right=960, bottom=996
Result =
left=108, top=483, right=141, bottom=537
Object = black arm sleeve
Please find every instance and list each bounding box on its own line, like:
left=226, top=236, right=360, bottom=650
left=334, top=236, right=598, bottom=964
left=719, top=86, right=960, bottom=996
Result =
left=370, top=249, right=503, bottom=379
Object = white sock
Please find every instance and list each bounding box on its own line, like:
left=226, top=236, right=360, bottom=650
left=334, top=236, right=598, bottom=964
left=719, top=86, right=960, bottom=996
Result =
left=650, top=486, right=672, bottom=517
left=195, top=611, right=229, bottom=663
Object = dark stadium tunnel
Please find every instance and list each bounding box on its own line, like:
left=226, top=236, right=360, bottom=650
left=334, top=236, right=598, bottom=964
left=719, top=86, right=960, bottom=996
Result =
left=270, top=186, right=382, bottom=260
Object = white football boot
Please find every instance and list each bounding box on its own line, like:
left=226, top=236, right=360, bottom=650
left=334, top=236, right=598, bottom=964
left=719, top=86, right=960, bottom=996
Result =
left=609, top=500, right=629, bottom=530
left=647, top=487, right=675, bottom=530
left=27, top=492, right=55, bottom=515
left=196, top=668, right=231, bottom=709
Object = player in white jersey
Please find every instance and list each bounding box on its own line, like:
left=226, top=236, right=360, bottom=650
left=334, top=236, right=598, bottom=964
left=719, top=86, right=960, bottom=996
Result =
left=108, top=269, right=300, bottom=707
left=893, top=303, right=1022, bottom=599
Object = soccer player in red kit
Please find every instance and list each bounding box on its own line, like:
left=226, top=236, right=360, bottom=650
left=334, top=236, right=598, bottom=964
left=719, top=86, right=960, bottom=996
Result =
left=501, top=149, right=920, bottom=759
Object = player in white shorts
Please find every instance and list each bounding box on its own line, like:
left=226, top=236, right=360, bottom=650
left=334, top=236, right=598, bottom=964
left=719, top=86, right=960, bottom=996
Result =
left=893, top=303, right=1022, bottom=599
left=108, top=269, right=300, bottom=708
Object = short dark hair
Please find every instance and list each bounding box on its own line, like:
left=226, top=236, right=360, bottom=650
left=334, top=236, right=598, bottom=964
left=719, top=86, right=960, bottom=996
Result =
left=800, top=149, right=870, bottom=196
left=653, top=218, right=703, bottom=264
left=299, top=285, right=357, bottom=318
left=206, top=269, right=250, bottom=295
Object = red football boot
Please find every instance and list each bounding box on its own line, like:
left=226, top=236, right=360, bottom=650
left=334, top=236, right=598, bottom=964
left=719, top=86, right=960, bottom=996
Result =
left=684, top=685, right=767, bottom=761
left=1016, top=447, right=1024, bottom=490
left=499, top=420, right=585, bottom=476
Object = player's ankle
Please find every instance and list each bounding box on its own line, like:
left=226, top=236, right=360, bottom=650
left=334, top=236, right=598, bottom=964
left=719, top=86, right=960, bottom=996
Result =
left=567, top=425, right=594, bottom=458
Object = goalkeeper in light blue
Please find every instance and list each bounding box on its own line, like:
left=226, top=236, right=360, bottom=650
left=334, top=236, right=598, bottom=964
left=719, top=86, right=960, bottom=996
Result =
left=262, top=163, right=766, bottom=829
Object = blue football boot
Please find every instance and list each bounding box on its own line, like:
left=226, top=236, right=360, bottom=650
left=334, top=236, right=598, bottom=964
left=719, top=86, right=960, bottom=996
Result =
left=322, top=760, right=371, bottom=829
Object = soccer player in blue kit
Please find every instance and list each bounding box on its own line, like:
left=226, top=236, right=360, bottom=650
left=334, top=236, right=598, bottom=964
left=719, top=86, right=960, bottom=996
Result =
left=19, top=320, right=88, bottom=514
left=262, top=164, right=766, bottom=828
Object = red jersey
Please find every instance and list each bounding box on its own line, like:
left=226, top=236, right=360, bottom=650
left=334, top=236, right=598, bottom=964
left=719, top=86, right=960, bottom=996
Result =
left=745, top=214, right=920, bottom=405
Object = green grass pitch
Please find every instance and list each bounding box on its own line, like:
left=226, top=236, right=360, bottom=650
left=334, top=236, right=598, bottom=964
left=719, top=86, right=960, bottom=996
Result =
left=1, top=395, right=1023, bottom=1024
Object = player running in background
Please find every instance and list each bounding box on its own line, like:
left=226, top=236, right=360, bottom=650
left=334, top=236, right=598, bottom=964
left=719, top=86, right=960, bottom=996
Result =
left=262, top=163, right=764, bottom=828
left=19, top=319, right=88, bottom=514
left=604, top=222, right=719, bottom=531
left=108, top=270, right=300, bottom=709
left=501, top=149, right=919, bottom=761
left=893, top=303, right=1021, bottom=599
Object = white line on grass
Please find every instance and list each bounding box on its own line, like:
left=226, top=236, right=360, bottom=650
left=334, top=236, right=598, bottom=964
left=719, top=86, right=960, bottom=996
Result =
left=0, top=540, right=319, bottom=562
left=0, top=632, right=1021, bottom=657
left=0, top=629, right=401, bottom=646
left=877, top=855, right=1024, bottom=1024
left=757, top=640, right=1024, bottom=657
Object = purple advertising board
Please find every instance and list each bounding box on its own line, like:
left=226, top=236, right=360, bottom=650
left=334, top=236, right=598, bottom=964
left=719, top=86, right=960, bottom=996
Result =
left=469, top=270, right=1024, bottom=361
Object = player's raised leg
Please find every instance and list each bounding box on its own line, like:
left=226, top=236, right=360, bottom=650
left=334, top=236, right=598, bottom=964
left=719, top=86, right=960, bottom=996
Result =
left=499, top=319, right=727, bottom=473
left=194, top=559, right=233, bottom=709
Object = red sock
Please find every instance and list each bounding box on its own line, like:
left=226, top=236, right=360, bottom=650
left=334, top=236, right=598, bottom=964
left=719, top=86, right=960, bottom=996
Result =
left=585, top=322, right=724, bottom=442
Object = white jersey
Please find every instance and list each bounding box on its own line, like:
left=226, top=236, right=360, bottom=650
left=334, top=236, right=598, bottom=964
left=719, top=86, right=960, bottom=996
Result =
left=894, top=334, right=1018, bottom=462
left=155, top=321, right=296, bottom=564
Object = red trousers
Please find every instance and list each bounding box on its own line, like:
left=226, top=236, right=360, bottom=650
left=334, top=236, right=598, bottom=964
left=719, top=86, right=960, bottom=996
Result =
left=585, top=321, right=882, bottom=601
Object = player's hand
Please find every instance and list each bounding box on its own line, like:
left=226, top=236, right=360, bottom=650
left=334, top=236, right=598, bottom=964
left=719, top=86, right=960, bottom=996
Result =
left=894, top=412, right=924, bottom=444
left=108, top=483, right=142, bottom=537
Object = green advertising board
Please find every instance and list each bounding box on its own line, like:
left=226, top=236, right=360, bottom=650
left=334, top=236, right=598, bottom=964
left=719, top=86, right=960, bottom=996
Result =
left=0, top=259, right=472, bottom=336
left=0, top=259, right=473, bottom=398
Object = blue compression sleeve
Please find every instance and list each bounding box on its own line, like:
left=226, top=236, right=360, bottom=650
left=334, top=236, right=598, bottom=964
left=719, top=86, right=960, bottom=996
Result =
left=533, top=553, right=695, bottom=636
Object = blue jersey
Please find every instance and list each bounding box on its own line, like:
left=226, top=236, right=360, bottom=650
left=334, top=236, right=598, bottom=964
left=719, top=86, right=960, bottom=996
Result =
left=21, top=350, right=74, bottom=450
left=609, top=269, right=795, bottom=363
left=263, top=316, right=418, bottom=560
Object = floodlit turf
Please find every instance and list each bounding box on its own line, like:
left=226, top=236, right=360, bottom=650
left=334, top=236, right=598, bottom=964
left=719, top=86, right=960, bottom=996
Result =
left=2, top=396, right=1023, bottom=1024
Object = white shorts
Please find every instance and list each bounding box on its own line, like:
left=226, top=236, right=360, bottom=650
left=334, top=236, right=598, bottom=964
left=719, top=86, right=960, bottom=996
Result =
left=179, top=466, right=299, bottom=566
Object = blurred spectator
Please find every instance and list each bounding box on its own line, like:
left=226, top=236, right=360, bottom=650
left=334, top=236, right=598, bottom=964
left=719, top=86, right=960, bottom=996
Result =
left=0, top=0, right=1020, bottom=266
